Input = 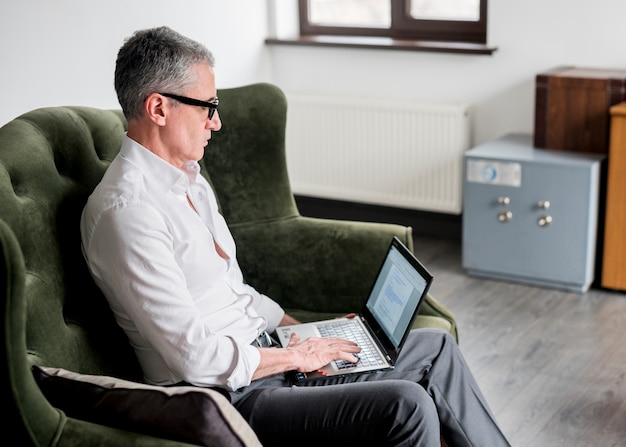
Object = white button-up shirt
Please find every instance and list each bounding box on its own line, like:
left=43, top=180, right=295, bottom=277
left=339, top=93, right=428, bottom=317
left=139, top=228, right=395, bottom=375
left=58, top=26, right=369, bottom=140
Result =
left=80, top=136, right=284, bottom=390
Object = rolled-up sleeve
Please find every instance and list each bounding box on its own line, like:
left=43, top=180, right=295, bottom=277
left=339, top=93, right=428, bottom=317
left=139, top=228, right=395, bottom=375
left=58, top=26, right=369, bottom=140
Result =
left=249, top=290, right=285, bottom=333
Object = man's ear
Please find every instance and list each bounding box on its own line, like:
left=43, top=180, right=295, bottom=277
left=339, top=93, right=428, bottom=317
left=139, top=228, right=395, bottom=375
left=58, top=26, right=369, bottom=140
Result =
left=144, top=93, right=167, bottom=126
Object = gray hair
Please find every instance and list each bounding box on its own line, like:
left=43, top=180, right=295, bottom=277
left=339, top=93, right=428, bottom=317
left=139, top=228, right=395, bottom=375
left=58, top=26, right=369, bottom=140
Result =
left=114, top=26, right=215, bottom=121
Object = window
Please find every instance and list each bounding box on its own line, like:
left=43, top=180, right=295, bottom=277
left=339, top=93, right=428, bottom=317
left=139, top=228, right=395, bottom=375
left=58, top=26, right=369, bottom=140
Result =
left=293, top=0, right=494, bottom=54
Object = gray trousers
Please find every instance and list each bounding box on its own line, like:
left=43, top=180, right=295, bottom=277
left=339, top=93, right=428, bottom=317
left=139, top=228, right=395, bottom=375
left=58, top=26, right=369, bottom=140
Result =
left=232, top=329, right=511, bottom=447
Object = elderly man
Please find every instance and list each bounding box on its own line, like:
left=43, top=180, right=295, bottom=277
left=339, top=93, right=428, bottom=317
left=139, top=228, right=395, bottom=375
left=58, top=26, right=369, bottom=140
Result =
left=80, top=26, right=510, bottom=447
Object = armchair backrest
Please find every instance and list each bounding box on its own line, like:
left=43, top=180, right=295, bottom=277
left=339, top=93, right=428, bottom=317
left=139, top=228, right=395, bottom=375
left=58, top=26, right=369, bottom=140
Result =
left=200, top=82, right=299, bottom=224
left=0, top=83, right=295, bottom=444
left=0, top=106, right=141, bottom=378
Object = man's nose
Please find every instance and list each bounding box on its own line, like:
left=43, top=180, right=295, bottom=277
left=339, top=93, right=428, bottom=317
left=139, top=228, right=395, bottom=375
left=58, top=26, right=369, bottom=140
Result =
left=207, top=112, right=221, bottom=131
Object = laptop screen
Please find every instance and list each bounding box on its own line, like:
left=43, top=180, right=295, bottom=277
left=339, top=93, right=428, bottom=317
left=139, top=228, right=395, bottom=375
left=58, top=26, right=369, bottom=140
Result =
left=364, top=238, right=433, bottom=350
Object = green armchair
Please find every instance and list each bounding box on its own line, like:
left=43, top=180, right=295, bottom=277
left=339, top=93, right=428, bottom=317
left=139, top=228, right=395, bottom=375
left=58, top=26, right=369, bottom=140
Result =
left=0, top=82, right=457, bottom=446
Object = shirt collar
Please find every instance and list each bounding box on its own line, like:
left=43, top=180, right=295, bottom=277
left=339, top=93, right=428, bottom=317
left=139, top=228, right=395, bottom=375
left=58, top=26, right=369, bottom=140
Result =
left=181, top=160, right=201, bottom=185
left=120, top=135, right=203, bottom=194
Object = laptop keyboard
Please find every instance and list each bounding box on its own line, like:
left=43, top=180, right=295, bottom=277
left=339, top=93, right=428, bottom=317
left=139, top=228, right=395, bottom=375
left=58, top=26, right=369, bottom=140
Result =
left=317, top=320, right=386, bottom=370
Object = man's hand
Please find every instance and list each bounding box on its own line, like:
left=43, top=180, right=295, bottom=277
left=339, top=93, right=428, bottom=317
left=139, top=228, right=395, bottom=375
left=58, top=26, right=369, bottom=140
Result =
left=251, top=331, right=361, bottom=380
left=252, top=312, right=361, bottom=380
left=285, top=332, right=361, bottom=373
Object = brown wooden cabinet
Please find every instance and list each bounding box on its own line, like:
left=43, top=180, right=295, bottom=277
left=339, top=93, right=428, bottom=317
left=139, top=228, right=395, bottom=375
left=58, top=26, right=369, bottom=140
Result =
left=601, top=102, right=626, bottom=291
left=534, top=67, right=626, bottom=154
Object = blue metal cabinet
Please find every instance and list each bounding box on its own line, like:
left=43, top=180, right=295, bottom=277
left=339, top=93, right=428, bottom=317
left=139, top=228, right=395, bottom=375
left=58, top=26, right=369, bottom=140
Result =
left=462, top=134, right=604, bottom=293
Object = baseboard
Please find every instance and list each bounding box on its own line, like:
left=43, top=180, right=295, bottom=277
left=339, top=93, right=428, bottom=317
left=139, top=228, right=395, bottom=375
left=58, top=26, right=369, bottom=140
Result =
left=294, top=195, right=462, bottom=240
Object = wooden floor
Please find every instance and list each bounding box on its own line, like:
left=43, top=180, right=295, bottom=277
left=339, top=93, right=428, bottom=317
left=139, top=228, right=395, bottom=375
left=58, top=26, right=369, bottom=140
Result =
left=413, top=235, right=626, bottom=447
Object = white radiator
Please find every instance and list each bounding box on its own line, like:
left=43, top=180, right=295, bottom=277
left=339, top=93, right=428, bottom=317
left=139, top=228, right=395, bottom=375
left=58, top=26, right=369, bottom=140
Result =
left=285, top=93, right=471, bottom=214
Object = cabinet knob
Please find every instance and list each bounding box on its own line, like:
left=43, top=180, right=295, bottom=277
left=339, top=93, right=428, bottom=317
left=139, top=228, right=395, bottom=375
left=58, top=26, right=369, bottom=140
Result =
left=538, top=200, right=551, bottom=209
left=537, top=215, right=553, bottom=227
left=498, top=196, right=510, bottom=205
left=498, top=210, right=513, bottom=223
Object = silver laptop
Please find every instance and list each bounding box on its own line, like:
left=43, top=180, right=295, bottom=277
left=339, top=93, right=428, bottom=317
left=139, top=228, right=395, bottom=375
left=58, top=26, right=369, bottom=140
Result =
left=276, top=236, right=433, bottom=382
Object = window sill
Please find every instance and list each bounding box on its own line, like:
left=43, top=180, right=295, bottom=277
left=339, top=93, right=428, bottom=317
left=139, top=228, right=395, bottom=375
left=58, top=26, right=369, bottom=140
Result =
left=265, top=35, right=497, bottom=55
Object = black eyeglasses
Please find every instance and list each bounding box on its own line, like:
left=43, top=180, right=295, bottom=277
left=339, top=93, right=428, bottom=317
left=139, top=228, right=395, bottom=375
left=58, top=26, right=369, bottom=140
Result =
left=160, top=92, right=219, bottom=119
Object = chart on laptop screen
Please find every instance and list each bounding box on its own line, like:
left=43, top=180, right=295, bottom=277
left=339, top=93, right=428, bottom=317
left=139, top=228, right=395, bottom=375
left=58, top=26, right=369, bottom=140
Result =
left=367, top=246, right=427, bottom=346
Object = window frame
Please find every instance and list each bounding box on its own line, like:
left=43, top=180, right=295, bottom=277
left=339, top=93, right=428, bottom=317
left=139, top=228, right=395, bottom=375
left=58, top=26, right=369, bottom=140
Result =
left=299, top=0, right=489, bottom=45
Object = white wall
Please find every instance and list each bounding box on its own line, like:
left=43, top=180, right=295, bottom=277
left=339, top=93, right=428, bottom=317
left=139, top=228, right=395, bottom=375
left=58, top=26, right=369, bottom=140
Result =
left=268, top=0, right=626, bottom=146
left=1, top=0, right=625, bottom=146
left=0, top=0, right=272, bottom=126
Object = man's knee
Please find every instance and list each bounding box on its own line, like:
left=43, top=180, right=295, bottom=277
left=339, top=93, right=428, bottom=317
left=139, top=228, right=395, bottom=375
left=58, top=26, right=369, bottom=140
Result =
left=378, top=380, right=440, bottom=445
